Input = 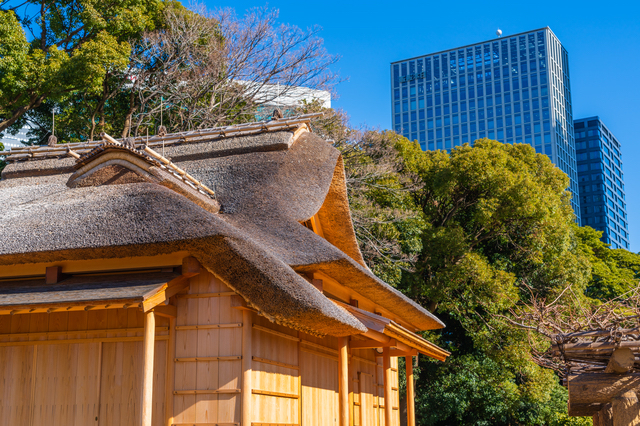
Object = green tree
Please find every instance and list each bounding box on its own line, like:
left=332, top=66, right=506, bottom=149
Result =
left=0, top=0, right=164, bottom=133
left=575, top=225, right=640, bottom=300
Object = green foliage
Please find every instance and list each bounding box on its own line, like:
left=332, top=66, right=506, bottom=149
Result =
left=575, top=225, right=640, bottom=300
left=0, top=0, right=164, bottom=133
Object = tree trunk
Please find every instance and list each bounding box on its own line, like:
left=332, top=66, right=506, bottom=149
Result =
left=0, top=95, right=45, bottom=133
left=121, top=90, right=137, bottom=138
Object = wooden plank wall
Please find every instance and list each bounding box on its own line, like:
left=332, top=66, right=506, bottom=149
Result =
left=0, top=307, right=169, bottom=426
left=252, top=316, right=300, bottom=425
left=171, top=271, right=242, bottom=426
left=249, top=314, right=403, bottom=426
left=299, top=333, right=339, bottom=426
left=351, top=349, right=400, bottom=426
left=350, top=347, right=378, bottom=426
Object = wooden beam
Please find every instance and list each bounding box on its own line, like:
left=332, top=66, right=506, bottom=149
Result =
left=362, top=328, right=390, bottom=344
left=605, top=348, right=636, bottom=374
left=152, top=304, right=177, bottom=318
left=339, top=337, right=349, bottom=426
left=143, top=276, right=189, bottom=312
left=569, top=374, right=640, bottom=406
left=311, top=279, right=323, bottom=293
left=383, top=347, right=393, bottom=426
left=181, top=256, right=202, bottom=276
left=45, top=266, right=65, bottom=284
left=242, top=310, right=252, bottom=426
left=569, top=403, right=603, bottom=416
left=349, top=338, right=397, bottom=350
left=612, top=391, right=640, bottom=426
left=141, top=311, right=156, bottom=426
left=165, top=316, right=176, bottom=426
left=230, top=295, right=252, bottom=311
left=390, top=349, right=418, bottom=357
left=143, top=256, right=201, bottom=311
left=406, top=356, right=415, bottom=426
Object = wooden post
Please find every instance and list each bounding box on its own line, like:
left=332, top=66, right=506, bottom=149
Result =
left=383, top=347, right=392, bottom=426
left=612, top=391, right=640, bottom=426
left=594, top=412, right=601, bottom=426
left=405, top=356, right=415, bottom=426
left=601, top=403, right=614, bottom=426
left=339, top=337, right=349, bottom=426
left=141, top=311, right=156, bottom=426
left=165, top=316, right=176, bottom=426
left=242, top=310, right=252, bottom=426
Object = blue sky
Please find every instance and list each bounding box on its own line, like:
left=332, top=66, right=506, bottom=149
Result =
left=210, top=0, right=640, bottom=250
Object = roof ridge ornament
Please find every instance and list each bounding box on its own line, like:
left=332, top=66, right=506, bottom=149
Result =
left=3, top=113, right=326, bottom=162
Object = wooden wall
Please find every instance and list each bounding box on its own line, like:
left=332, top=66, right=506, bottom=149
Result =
left=170, top=271, right=242, bottom=426
left=350, top=349, right=400, bottom=426
left=0, top=271, right=403, bottom=426
left=0, top=308, right=169, bottom=426
left=249, top=313, right=401, bottom=426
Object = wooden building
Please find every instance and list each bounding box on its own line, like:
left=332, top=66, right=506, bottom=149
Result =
left=0, top=113, right=449, bottom=426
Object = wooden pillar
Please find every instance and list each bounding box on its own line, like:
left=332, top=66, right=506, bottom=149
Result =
left=383, top=347, right=393, bottom=426
left=242, top=310, right=252, bottom=426
left=141, top=311, right=156, bottom=426
left=601, top=403, right=614, bottom=426
left=405, top=356, right=415, bottom=426
left=612, top=392, right=640, bottom=426
left=338, top=337, right=349, bottom=426
left=165, top=316, right=176, bottom=426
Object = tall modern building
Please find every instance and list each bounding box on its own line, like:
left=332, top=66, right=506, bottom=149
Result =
left=391, top=27, right=580, bottom=219
left=574, top=117, right=629, bottom=249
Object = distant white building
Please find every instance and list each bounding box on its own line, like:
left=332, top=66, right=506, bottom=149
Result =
left=1, top=126, right=29, bottom=150
left=239, top=81, right=331, bottom=121
left=252, top=83, right=331, bottom=109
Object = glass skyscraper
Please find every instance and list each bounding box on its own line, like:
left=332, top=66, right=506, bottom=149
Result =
left=391, top=27, right=580, bottom=220
left=575, top=117, right=629, bottom=249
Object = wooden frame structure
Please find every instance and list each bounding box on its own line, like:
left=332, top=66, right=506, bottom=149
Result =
left=0, top=115, right=450, bottom=426
left=554, top=329, right=640, bottom=425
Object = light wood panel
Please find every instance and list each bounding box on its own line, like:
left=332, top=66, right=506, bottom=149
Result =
left=252, top=316, right=299, bottom=425
left=171, top=271, right=242, bottom=426
left=359, top=373, right=374, bottom=426
left=300, top=344, right=338, bottom=426
left=0, top=306, right=168, bottom=426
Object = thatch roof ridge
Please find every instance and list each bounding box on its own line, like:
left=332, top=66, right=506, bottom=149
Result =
left=0, top=113, right=322, bottom=161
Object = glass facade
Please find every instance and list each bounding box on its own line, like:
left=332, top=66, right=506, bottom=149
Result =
left=575, top=117, right=629, bottom=249
left=390, top=27, right=580, bottom=221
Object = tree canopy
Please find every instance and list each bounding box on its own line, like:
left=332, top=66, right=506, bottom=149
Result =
left=1, top=2, right=339, bottom=143
left=0, top=0, right=162, bottom=133
left=300, top=104, right=640, bottom=425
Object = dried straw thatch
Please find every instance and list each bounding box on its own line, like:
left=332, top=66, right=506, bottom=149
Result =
left=0, top=116, right=444, bottom=336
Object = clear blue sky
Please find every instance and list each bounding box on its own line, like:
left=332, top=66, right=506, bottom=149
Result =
left=210, top=0, right=640, bottom=250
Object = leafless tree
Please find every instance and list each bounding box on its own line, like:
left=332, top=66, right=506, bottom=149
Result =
left=123, top=5, right=340, bottom=137
left=495, top=282, right=640, bottom=375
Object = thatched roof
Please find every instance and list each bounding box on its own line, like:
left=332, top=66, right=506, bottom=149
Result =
left=0, top=116, right=444, bottom=336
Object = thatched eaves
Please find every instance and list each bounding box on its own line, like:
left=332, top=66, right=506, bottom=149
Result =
left=0, top=115, right=444, bottom=335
